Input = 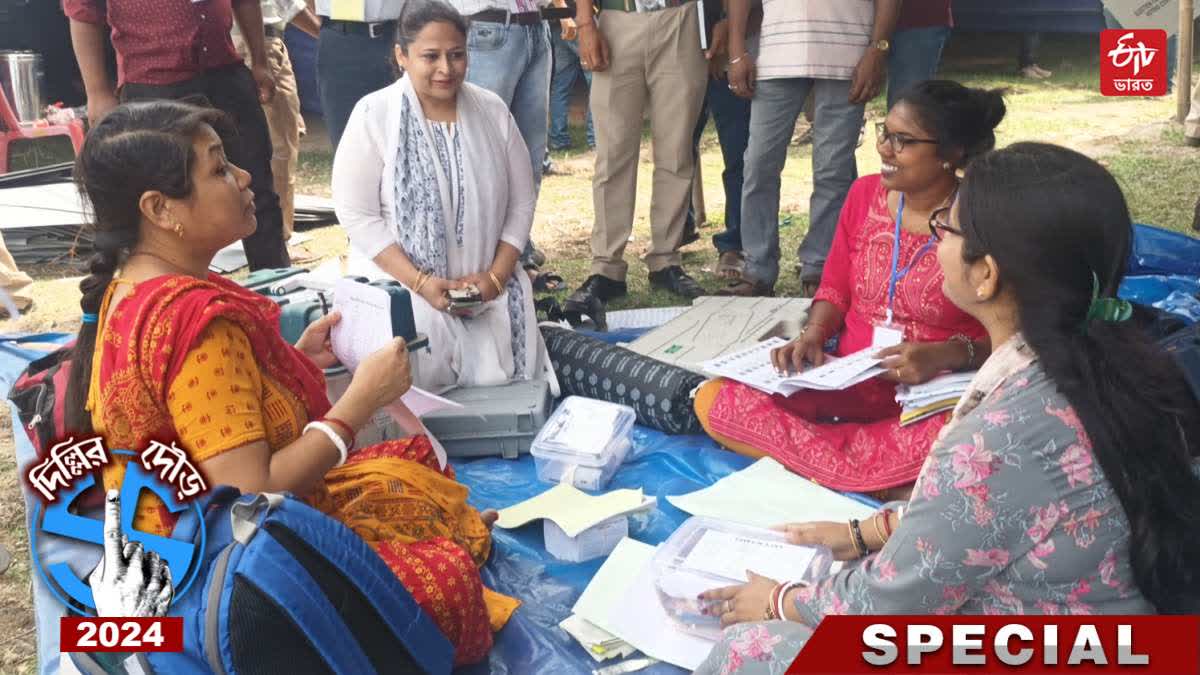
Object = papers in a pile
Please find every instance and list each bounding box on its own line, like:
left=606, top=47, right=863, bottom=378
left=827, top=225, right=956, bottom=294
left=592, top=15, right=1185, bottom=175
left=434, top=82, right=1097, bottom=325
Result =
left=895, top=371, right=977, bottom=426
left=700, top=336, right=898, bottom=396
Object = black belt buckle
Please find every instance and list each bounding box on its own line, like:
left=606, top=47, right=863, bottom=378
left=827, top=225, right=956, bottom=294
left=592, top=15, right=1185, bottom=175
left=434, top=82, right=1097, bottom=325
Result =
left=368, top=21, right=389, bottom=39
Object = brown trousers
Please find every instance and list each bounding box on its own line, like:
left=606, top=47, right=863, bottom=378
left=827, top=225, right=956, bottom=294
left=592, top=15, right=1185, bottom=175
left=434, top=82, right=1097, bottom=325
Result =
left=588, top=2, right=707, bottom=280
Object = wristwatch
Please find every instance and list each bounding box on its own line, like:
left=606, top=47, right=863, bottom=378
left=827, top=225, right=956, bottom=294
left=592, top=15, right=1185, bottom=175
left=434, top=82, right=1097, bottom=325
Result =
left=871, top=39, right=891, bottom=52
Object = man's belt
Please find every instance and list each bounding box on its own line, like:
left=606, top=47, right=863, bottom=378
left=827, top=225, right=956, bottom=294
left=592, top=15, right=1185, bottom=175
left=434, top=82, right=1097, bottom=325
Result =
left=320, top=18, right=396, bottom=39
left=470, top=9, right=544, bottom=25
left=264, top=25, right=285, bottom=39
left=597, top=0, right=692, bottom=11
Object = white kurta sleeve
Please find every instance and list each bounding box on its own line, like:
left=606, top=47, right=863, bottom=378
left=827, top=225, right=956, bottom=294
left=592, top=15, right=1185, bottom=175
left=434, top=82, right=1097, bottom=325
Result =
left=332, top=98, right=395, bottom=261
left=498, top=111, right=535, bottom=252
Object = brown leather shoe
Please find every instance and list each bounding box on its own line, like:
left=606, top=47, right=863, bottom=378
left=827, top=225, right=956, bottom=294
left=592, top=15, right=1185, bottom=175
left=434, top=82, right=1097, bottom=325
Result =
left=716, top=278, right=774, bottom=297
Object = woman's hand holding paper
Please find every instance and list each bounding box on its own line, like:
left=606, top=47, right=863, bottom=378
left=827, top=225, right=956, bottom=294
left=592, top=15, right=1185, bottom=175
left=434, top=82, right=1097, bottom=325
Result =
left=346, top=337, right=413, bottom=411
left=295, top=311, right=343, bottom=369
left=876, top=341, right=959, bottom=385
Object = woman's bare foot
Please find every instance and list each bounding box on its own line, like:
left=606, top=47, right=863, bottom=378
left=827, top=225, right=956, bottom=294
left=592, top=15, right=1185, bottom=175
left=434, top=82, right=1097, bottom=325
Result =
left=480, top=509, right=499, bottom=529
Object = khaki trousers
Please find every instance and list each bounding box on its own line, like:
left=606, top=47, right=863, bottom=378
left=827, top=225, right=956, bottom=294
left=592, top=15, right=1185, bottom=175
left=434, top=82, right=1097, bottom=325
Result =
left=588, top=2, right=706, bottom=280
left=1186, top=75, right=1200, bottom=140
left=234, top=35, right=304, bottom=239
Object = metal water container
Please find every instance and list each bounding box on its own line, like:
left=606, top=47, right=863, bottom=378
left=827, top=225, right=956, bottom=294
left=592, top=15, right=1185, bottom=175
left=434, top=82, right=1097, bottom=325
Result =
left=0, top=50, right=45, bottom=125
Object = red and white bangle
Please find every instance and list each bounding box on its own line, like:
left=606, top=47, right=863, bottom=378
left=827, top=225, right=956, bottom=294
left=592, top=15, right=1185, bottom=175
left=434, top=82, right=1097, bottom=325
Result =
left=775, top=581, right=805, bottom=622
left=318, top=416, right=356, bottom=451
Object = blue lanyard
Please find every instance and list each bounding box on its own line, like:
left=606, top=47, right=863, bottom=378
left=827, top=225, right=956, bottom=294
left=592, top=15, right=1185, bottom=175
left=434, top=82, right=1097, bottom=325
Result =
left=886, top=194, right=936, bottom=324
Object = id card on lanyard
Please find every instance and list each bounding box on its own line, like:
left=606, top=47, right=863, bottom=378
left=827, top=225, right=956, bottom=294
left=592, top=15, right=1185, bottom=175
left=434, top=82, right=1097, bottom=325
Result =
left=874, top=194, right=935, bottom=349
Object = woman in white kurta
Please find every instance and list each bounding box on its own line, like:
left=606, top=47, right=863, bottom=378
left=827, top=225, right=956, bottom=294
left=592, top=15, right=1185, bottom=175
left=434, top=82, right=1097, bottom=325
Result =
left=332, top=4, right=553, bottom=392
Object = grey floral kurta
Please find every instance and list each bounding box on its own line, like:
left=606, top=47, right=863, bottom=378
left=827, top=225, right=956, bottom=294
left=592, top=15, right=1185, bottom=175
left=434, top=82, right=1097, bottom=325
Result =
left=696, top=335, right=1154, bottom=675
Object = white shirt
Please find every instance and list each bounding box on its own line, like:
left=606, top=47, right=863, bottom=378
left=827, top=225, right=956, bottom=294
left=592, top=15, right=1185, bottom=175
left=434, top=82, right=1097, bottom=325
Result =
left=231, top=0, right=305, bottom=36
left=314, top=0, right=407, bottom=22
left=757, top=0, right=875, bottom=81
left=442, top=0, right=553, bottom=16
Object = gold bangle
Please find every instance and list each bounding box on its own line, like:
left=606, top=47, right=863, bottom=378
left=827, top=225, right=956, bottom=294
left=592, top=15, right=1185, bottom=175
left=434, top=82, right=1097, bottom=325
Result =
left=846, top=521, right=862, bottom=557
left=413, top=270, right=430, bottom=295
left=488, top=271, right=504, bottom=296
left=870, top=513, right=888, bottom=548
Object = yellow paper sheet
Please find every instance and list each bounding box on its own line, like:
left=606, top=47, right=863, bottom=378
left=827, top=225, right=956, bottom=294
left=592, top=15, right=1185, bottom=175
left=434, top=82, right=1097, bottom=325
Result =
left=495, top=484, right=648, bottom=538
left=329, top=0, right=365, bottom=21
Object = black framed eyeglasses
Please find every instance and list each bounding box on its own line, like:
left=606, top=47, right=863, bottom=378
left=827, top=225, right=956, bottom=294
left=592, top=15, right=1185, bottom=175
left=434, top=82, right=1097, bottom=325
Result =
left=875, top=122, right=938, bottom=154
left=928, top=205, right=962, bottom=241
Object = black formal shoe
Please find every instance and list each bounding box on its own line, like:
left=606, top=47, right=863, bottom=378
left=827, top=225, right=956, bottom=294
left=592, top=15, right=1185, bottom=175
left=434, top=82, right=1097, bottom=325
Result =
left=1186, top=136, right=1200, bottom=148
left=649, top=266, right=704, bottom=299
left=561, top=275, right=628, bottom=331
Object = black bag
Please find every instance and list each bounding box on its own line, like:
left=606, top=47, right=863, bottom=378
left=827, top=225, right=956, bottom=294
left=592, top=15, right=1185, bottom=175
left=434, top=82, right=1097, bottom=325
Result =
left=542, top=326, right=705, bottom=435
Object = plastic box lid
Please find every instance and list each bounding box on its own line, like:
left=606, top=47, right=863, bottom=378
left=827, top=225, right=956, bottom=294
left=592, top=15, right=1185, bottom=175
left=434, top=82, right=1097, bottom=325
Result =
left=652, top=516, right=834, bottom=639
left=529, top=396, right=636, bottom=468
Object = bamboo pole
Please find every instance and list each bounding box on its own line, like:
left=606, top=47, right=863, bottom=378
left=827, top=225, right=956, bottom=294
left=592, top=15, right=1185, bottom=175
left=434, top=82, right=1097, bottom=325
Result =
left=1179, top=0, right=1194, bottom=122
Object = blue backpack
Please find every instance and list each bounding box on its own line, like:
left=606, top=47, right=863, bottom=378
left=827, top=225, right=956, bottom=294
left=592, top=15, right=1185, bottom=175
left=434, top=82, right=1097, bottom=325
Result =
left=70, top=489, right=452, bottom=675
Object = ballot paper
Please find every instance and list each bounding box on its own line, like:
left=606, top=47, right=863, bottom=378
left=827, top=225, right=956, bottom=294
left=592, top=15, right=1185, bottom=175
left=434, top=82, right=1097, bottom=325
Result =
left=495, top=484, right=653, bottom=537
left=668, top=457, right=877, bottom=527
left=700, top=335, right=899, bottom=396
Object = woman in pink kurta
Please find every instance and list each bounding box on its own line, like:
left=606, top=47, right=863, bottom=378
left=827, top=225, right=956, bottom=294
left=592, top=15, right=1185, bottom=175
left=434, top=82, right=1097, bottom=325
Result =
left=695, top=81, right=1007, bottom=493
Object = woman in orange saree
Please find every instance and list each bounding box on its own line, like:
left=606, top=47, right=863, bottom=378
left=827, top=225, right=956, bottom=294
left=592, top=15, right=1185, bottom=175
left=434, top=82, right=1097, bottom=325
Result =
left=65, top=100, right=515, bottom=666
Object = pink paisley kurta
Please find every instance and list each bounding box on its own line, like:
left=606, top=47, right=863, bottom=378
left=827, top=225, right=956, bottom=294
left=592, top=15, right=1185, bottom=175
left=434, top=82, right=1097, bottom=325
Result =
left=707, top=174, right=985, bottom=492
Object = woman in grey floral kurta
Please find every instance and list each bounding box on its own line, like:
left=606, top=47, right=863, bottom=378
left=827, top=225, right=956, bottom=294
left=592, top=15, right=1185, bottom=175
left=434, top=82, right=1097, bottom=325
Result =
left=696, top=142, right=1200, bottom=674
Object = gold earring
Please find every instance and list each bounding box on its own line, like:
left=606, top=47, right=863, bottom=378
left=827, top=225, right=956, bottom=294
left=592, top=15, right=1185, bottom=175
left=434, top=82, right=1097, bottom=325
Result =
left=173, top=221, right=184, bottom=238
left=943, top=162, right=953, bottom=171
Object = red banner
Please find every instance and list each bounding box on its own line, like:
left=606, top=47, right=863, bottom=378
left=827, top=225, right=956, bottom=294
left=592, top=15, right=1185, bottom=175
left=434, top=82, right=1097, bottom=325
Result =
left=788, top=616, right=1200, bottom=673
left=60, top=617, right=184, bottom=653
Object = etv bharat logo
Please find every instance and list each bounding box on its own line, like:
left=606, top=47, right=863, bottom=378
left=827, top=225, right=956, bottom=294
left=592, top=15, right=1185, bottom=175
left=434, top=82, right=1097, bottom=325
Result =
left=26, top=438, right=209, bottom=615
left=1101, top=29, right=1167, bottom=96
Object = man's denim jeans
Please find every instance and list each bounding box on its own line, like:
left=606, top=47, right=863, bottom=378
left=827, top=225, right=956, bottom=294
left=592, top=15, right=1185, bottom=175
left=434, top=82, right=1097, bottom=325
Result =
left=466, top=20, right=552, bottom=191
left=741, top=78, right=863, bottom=286
left=549, top=30, right=594, bottom=149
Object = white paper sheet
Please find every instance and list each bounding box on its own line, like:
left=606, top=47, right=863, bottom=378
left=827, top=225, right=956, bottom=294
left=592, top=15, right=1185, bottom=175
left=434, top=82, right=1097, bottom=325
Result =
left=330, top=278, right=394, bottom=371
left=700, top=337, right=897, bottom=396
left=573, top=538, right=657, bottom=633
left=606, top=554, right=716, bottom=671
left=682, top=530, right=818, bottom=583
left=605, top=306, right=690, bottom=331
left=667, top=457, right=877, bottom=528
left=329, top=279, right=456, bottom=468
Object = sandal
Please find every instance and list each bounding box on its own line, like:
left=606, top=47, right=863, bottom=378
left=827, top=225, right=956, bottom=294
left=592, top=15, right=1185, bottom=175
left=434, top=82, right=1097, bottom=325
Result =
left=715, top=250, right=745, bottom=280
left=532, top=271, right=564, bottom=293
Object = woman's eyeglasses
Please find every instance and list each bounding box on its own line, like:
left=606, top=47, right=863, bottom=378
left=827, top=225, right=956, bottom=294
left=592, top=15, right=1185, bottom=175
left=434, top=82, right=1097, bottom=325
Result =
left=875, top=122, right=938, bottom=154
left=928, top=205, right=962, bottom=241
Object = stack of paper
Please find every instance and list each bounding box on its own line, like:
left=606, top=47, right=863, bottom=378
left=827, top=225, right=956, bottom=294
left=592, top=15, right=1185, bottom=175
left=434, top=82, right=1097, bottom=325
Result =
left=895, top=371, right=977, bottom=425
left=700, top=336, right=899, bottom=396
left=572, top=538, right=716, bottom=671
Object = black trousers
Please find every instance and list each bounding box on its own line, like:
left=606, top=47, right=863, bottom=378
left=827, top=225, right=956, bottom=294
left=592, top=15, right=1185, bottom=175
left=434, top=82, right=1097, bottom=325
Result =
left=121, top=63, right=290, bottom=271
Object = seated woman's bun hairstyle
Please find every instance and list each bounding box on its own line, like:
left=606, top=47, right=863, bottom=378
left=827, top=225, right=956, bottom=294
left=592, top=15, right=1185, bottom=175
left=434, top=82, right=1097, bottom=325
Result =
left=895, top=80, right=1008, bottom=167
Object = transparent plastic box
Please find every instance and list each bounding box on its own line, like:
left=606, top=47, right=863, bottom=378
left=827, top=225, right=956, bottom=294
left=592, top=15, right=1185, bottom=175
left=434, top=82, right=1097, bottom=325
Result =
left=652, top=516, right=834, bottom=640
left=530, top=396, right=636, bottom=491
